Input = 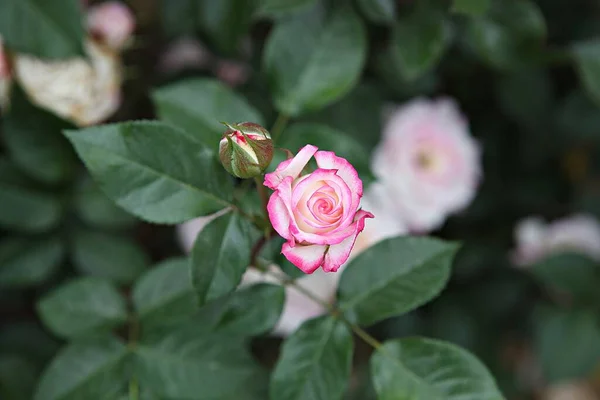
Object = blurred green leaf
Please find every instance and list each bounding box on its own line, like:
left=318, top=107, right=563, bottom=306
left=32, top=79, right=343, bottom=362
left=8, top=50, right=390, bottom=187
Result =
left=255, top=0, right=317, bottom=18
left=133, top=258, right=198, bottom=330
left=0, top=322, right=60, bottom=363
left=389, top=4, right=450, bottom=81
left=153, top=78, right=264, bottom=145
left=356, top=0, right=396, bottom=24
left=0, top=236, right=64, bottom=288
left=270, top=316, right=353, bottom=400
left=35, top=336, right=128, bottom=400
left=263, top=5, right=367, bottom=116
left=452, top=0, right=490, bottom=17
left=134, top=318, right=269, bottom=399
left=64, top=121, right=234, bottom=224
left=197, top=0, right=255, bottom=55
left=37, top=278, right=127, bottom=340
left=280, top=123, right=374, bottom=183
left=370, top=338, right=504, bottom=400
left=0, top=0, right=85, bottom=58
left=2, top=87, right=76, bottom=184
left=71, top=230, right=149, bottom=284
left=338, top=236, right=457, bottom=326
left=557, top=90, right=600, bottom=142
left=465, top=0, right=546, bottom=70
left=534, top=305, right=600, bottom=383
left=0, top=159, right=62, bottom=233
left=304, top=83, right=383, bottom=150
left=572, top=40, right=600, bottom=108
left=160, top=0, right=197, bottom=37
left=74, top=177, right=137, bottom=230
left=531, top=252, right=600, bottom=304
left=191, top=211, right=252, bottom=303
left=0, top=355, right=38, bottom=400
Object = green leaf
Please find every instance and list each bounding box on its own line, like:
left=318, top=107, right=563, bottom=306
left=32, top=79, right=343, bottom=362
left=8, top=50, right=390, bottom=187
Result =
left=530, top=252, right=600, bottom=304
left=338, top=236, right=457, bottom=326
left=263, top=5, right=367, bottom=116
left=191, top=211, right=253, bottom=303
left=133, top=258, right=198, bottom=330
left=71, top=230, right=149, bottom=284
left=452, top=0, right=490, bottom=17
left=0, top=0, right=85, bottom=59
left=389, top=4, right=449, bottom=81
left=534, top=305, right=600, bottom=383
left=465, top=0, right=546, bottom=70
left=134, top=327, right=268, bottom=399
left=255, top=0, right=317, bottom=18
left=557, top=90, right=600, bottom=142
left=63, top=121, right=234, bottom=224
left=0, top=159, right=63, bottom=233
left=0, top=322, right=60, bottom=364
left=37, top=277, right=128, bottom=340
left=34, top=336, right=129, bottom=400
left=572, top=40, right=600, bottom=107
left=270, top=316, right=353, bottom=400
left=304, top=84, right=383, bottom=150
left=2, top=87, right=77, bottom=184
left=73, top=177, right=137, bottom=230
left=0, top=236, right=64, bottom=288
left=370, top=338, right=504, bottom=400
left=356, top=0, right=396, bottom=24
left=0, top=355, right=38, bottom=400
left=196, top=0, right=256, bottom=55
left=153, top=79, right=264, bottom=145
left=160, top=0, right=197, bottom=37
left=280, top=123, right=374, bottom=183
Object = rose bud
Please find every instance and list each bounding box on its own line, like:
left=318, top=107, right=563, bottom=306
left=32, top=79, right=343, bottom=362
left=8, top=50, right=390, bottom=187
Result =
left=219, top=122, right=274, bottom=179
left=87, top=1, right=135, bottom=51
left=264, top=145, right=374, bottom=274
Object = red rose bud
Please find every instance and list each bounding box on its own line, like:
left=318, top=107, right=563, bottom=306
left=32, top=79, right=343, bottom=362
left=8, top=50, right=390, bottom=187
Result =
left=219, top=122, right=274, bottom=179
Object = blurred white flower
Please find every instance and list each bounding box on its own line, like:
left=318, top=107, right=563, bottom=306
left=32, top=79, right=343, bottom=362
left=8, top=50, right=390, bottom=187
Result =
left=542, top=381, right=598, bottom=400
left=512, top=214, right=600, bottom=266
left=372, top=98, right=482, bottom=232
left=158, top=37, right=213, bottom=75
left=87, top=1, right=135, bottom=51
left=0, top=36, right=11, bottom=108
left=176, top=184, right=407, bottom=336
left=14, top=39, right=122, bottom=126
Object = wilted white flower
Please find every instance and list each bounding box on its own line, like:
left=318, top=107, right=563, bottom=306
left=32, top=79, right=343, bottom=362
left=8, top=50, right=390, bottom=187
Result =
left=87, top=1, right=135, bottom=51
left=14, top=39, right=122, bottom=126
left=372, top=98, right=482, bottom=232
left=512, top=214, right=600, bottom=266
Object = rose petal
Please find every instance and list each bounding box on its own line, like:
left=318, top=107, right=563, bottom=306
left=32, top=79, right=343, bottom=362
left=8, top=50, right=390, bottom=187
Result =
left=267, top=191, right=292, bottom=240
left=264, top=144, right=318, bottom=190
left=322, top=210, right=374, bottom=272
left=282, top=242, right=327, bottom=274
left=314, top=151, right=362, bottom=210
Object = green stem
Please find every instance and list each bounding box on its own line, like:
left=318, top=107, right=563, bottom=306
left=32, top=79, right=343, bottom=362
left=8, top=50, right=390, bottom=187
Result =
left=255, top=177, right=269, bottom=218
left=271, top=113, right=290, bottom=143
left=265, top=268, right=383, bottom=350
left=128, top=315, right=139, bottom=400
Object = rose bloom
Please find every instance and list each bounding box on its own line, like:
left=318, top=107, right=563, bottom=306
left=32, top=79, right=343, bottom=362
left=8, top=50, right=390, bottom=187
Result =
left=13, top=39, right=122, bottom=126
left=176, top=185, right=405, bottom=335
left=372, top=98, right=481, bottom=232
left=512, top=214, right=600, bottom=266
left=264, top=145, right=374, bottom=274
left=87, top=1, right=135, bottom=51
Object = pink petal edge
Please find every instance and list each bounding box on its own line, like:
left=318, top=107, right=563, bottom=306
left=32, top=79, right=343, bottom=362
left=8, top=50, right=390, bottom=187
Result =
left=322, top=210, right=374, bottom=272
left=264, top=144, right=318, bottom=190
left=282, top=242, right=327, bottom=274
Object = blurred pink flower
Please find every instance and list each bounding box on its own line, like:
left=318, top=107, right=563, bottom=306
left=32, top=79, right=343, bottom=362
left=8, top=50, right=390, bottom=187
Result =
left=87, top=1, right=135, bottom=51
left=214, top=60, right=250, bottom=87
left=512, top=214, right=600, bottom=266
left=0, top=36, right=11, bottom=108
left=372, top=98, right=481, bottom=232
left=158, top=37, right=213, bottom=75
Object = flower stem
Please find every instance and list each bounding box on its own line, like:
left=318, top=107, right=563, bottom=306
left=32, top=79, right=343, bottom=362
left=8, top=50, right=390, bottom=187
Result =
left=265, top=268, right=383, bottom=350
left=128, top=315, right=140, bottom=400
left=271, top=113, right=290, bottom=143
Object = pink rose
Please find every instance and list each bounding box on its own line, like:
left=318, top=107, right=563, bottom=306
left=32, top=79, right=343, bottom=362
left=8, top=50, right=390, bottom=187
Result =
left=87, top=2, right=135, bottom=51
left=373, top=98, right=481, bottom=232
left=512, top=214, right=600, bottom=266
left=264, top=145, right=374, bottom=274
